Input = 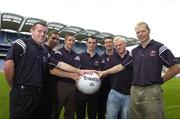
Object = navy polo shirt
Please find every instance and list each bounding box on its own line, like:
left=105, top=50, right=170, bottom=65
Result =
left=108, top=51, right=133, bottom=95
left=43, top=44, right=55, bottom=86
left=79, top=51, right=102, bottom=70
left=5, top=38, right=57, bottom=88
left=52, top=47, right=80, bottom=84
left=101, top=52, right=114, bottom=91
left=121, top=40, right=176, bottom=86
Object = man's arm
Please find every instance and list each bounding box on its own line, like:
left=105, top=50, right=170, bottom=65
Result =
left=97, top=64, right=125, bottom=78
left=50, top=68, right=80, bottom=80
left=56, top=62, right=93, bottom=75
left=4, top=60, right=15, bottom=89
left=162, top=64, right=180, bottom=82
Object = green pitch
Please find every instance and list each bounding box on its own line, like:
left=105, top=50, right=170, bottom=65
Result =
left=0, top=72, right=180, bottom=119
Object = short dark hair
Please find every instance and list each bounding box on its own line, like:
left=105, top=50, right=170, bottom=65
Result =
left=88, top=35, right=96, bottom=40
left=48, top=31, right=60, bottom=38
left=31, top=22, right=47, bottom=30
left=86, top=35, right=97, bottom=42
left=65, top=33, right=74, bottom=40
left=104, top=37, right=113, bottom=41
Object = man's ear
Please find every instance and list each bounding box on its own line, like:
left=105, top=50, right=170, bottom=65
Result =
left=30, top=28, right=33, bottom=33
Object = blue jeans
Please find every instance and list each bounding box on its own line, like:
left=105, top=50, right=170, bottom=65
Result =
left=106, top=89, right=130, bottom=119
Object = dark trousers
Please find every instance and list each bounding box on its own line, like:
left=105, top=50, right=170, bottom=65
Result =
left=97, top=89, right=109, bottom=119
left=10, top=86, right=43, bottom=119
left=55, top=81, right=76, bottom=119
left=42, top=79, right=57, bottom=119
left=98, top=79, right=111, bottom=119
left=75, top=90, right=99, bottom=119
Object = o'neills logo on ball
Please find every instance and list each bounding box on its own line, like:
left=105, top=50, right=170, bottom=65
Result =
left=84, top=76, right=100, bottom=83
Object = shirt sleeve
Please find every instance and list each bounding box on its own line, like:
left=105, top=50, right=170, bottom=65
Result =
left=121, top=52, right=134, bottom=67
left=159, top=45, right=176, bottom=67
left=48, top=50, right=63, bottom=69
left=5, top=40, right=24, bottom=64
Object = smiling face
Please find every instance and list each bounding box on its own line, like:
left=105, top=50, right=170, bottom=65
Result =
left=86, top=37, right=97, bottom=52
left=64, top=35, right=75, bottom=50
left=104, top=38, right=114, bottom=51
left=47, top=33, right=60, bottom=49
left=135, top=22, right=150, bottom=44
left=114, top=38, right=126, bottom=55
left=30, top=23, right=48, bottom=45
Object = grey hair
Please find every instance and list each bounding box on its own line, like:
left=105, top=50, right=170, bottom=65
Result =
left=113, top=36, right=126, bottom=43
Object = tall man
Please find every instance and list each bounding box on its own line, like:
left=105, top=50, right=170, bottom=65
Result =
left=97, top=22, right=180, bottom=119
left=3, top=22, right=90, bottom=119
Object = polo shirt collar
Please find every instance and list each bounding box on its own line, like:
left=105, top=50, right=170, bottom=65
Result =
left=115, top=50, right=129, bottom=59
left=85, top=51, right=97, bottom=58
left=139, top=39, right=155, bottom=48
left=62, top=47, right=73, bottom=54
left=30, top=38, right=43, bottom=48
left=44, top=43, right=52, bottom=52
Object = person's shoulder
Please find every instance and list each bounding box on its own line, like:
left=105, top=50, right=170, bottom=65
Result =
left=54, top=49, right=62, bottom=56
left=152, top=39, right=163, bottom=45
left=132, top=45, right=140, bottom=52
left=80, top=51, right=86, bottom=55
left=100, top=52, right=106, bottom=56
left=72, top=49, right=79, bottom=55
left=13, top=39, right=27, bottom=48
left=151, top=40, right=166, bottom=51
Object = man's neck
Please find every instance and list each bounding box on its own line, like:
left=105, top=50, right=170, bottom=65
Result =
left=119, top=50, right=127, bottom=58
left=106, top=49, right=114, bottom=56
left=64, top=46, right=72, bottom=51
left=87, top=50, right=95, bottom=57
left=141, top=39, right=151, bottom=48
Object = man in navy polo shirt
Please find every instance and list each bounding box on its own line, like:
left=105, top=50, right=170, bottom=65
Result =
left=4, top=22, right=90, bottom=119
left=98, top=37, right=114, bottom=119
left=105, top=36, right=133, bottom=119
left=76, top=35, right=103, bottom=119
left=97, top=22, right=180, bottom=119
left=43, top=31, right=79, bottom=119
left=43, top=31, right=60, bottom=119
left=52, top=33, right=80, bottom=119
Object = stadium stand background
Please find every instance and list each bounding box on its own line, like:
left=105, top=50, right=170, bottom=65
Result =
left=0, top=12, right=179, bottom=77
left=0, top=12, right=139, bottom=58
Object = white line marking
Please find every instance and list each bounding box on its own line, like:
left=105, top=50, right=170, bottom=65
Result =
left=166, top=105, right=180, bottom=109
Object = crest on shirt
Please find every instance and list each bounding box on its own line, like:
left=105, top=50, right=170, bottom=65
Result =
left=43, top=55, right=48, bottom=63
left=94, top=60, right=99, bottom=66
left=149, top=50, right=156, bottom=56
left=102, top=59, right=105, bottom=64
left=106, top=57, right=110, bottom=62
left=75, top=56, right=80, bottom=61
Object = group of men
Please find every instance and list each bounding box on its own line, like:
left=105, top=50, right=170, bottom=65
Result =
left=4, top=21, right=180, bottom=119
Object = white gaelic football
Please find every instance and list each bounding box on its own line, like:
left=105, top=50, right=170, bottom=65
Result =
left=76, top=72, right=101, bottom=94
